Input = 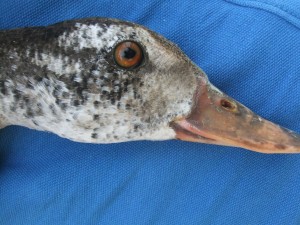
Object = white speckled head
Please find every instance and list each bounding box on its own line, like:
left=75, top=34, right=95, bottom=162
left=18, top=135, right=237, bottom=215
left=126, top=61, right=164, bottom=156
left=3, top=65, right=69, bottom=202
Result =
left=2, top=18, right=300, bottom=154
left=0, top=18, right=204, bottom=143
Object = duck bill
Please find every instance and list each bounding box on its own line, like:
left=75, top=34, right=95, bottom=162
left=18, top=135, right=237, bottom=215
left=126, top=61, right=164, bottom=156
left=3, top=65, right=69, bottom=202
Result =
left=170, top=79, right=300, bottom=153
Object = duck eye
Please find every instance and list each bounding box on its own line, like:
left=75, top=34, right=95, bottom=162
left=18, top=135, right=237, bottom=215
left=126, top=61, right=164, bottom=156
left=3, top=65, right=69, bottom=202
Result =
left=114, top=41, right=143, bottom=69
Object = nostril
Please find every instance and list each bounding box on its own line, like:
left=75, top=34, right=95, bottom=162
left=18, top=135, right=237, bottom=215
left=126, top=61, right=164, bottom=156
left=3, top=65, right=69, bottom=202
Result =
left=220, top=99, right=237, bottom=112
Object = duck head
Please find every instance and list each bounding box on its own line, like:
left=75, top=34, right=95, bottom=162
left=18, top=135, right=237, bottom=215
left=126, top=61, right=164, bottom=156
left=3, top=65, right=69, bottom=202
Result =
left=0, top=18, right=299, bottom=153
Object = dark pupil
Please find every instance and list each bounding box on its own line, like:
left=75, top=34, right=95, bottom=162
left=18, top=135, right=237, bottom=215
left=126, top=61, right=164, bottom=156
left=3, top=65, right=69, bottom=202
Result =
left=122, top=47, right=136, bottom=59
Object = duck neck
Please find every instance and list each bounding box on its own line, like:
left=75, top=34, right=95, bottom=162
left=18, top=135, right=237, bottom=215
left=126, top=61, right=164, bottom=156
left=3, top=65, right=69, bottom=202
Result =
left=0, top=29, right=36, bottom=129
left=0, top=32, right=10, bottom=128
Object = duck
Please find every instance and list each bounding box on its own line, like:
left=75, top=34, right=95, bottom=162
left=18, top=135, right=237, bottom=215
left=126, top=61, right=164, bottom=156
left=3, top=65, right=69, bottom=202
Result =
left=0, top=17, right=299, bottom=154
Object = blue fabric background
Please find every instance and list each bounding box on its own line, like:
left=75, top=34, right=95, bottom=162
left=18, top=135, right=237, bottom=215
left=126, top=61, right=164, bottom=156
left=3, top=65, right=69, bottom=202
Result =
left=1, top=0, right=300, bottom=224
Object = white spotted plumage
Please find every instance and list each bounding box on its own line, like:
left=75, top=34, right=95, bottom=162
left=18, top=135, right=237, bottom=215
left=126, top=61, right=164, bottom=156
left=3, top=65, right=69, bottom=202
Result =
left=0, top=18, right=202, bottom=143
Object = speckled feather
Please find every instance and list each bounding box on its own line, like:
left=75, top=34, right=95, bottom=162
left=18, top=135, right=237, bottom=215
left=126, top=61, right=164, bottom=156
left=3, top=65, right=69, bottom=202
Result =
left=0, top=18, right=206, bottom=143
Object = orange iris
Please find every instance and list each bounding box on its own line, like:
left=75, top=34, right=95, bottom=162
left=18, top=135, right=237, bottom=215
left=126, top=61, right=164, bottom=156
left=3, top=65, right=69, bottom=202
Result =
left=114, top=41, right=143, bottom=69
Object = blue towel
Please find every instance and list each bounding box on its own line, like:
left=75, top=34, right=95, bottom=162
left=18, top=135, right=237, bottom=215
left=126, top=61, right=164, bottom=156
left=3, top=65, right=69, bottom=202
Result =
left=1, top=0, right=300, bottom=224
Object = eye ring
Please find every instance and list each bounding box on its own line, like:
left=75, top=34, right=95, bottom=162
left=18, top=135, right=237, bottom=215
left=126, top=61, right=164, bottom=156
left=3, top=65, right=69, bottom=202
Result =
left=113, top=41, right=144, bottom=69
